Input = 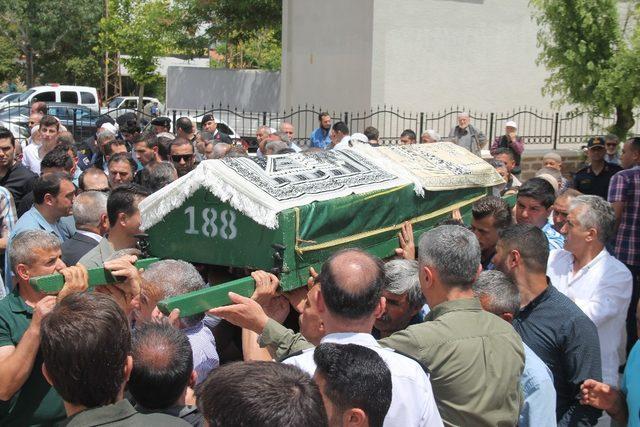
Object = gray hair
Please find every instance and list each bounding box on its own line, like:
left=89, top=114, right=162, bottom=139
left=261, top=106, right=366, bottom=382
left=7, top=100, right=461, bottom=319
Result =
left=418, top=225, right=480, bottom=288
left=73, top=191, right=108, bottom=229
left=210, top=143, right=231, bottom=159
left=10, top=230, right=61, bottom=272
left=139, top=161, right=177, bottom=192
left=257, top=125, right=271, bottom=134
left=383, top=259, right=425, bottom=309
left=265, top=140, right=289, bottom=154
left=96, top=130, right=116, bottom=145
left=569, top=195, right=616, bottom=244
left=473, top=270, right=520, bottom=316
left=142, top=259, right=206, bottom=327
left=274, top=131, right=291, bottom=144
left=458, top=112, right=470, bottom=119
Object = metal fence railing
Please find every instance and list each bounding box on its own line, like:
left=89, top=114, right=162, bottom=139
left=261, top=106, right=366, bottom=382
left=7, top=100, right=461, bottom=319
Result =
left=1, top=101, right=638, bottom=150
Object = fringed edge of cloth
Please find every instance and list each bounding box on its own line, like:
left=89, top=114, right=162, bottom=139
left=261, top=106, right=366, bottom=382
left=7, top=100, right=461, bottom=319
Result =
left=139, top=160, right=281, bottom=231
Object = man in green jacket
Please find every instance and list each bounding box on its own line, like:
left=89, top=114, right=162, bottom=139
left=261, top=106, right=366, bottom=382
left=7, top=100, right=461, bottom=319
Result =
left=212, top=225, right=525, bottom=427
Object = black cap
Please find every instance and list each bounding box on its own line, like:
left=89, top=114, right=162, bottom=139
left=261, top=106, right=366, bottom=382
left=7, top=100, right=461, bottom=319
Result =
left=150, top=116, right=171, bottom=128
left=201, top=114, right=215, bottom=127
left=586, top=136, right=606, bottom=149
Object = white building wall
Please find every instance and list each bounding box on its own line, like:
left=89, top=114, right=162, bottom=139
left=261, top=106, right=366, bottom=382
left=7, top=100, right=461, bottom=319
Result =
left=282, top=0, right=553, bottom=113
left=370, top=0, right=551, bottom=112
left=281, top=0, right=374, bottom=111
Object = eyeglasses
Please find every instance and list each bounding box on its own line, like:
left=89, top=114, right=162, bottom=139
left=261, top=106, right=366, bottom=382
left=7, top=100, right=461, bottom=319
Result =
left=171, top=154, right=194, bottom=162
left=605, top=143, right=618, bottom=147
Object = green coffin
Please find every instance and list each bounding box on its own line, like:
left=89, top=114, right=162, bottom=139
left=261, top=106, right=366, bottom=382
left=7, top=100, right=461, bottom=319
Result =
left=145, top=184, right=488, bottom=291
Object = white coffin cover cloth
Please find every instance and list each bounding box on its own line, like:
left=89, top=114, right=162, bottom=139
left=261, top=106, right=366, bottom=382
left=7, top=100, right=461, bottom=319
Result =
left=353, top=142, right=505, bottom=191
left=140, top=149, right=409, bottom=230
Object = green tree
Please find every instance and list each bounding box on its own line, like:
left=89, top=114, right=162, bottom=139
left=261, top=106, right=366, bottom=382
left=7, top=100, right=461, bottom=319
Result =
left=175, top=0, right=282, bottom=69
left=532, top=0, right=640, bottom=138
left=0, top=0, right=102, bottom=87
left=0, top=33, right=20, bottom=83
left=99, top=0, right=176, bottom=114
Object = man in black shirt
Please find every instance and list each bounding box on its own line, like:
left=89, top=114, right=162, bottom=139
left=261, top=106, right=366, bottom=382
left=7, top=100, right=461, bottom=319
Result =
left=493, top=224, right=602, bottom=427
left=0, top=127, right=37, bottom=210
left=573, top=137, right=622, bottom=199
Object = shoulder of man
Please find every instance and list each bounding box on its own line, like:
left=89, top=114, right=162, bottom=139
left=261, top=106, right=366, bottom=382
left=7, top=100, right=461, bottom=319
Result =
left=133, top=412, right=192, bottom=426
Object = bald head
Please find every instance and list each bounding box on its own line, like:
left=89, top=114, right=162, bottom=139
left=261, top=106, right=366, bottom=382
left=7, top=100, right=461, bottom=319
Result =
left=129, top=322, right=193, bottom=409
left=318, top=249, right=385, bottom=319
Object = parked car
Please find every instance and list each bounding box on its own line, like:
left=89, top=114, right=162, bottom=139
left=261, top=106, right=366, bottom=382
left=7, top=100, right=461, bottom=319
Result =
left=0, top=92, right=21, bottom=103
left=0, top=120, right=29, bottom=146
left=0, top=85, right=99, bottom=111
left=102, top=96, right=164, bottom=117
left=45, top=103, right=104, bottom=142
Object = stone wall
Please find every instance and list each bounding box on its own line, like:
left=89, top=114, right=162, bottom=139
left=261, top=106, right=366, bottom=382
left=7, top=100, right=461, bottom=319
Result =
left=518, top=148, right=586, bottom=181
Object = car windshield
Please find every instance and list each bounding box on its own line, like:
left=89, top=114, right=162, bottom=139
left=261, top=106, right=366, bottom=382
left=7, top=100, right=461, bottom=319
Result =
left=17, top=89, right=35, bottom=102
left=108, top=97, right=124, bottom=108
left=5, top=93, right=21, bottom=102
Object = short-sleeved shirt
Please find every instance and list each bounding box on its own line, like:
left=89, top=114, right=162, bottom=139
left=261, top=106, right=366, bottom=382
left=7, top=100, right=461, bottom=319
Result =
left=622, top=340, right=640, bottom=427
left=0, top=289, right=66, bottom=425
left=513, top=285, right=602, bottom=426
left=573, top=162, right=622, bottom=199
left=608, top=166, right=640, bottom=267
left=309, top=127, right=331, bottom=149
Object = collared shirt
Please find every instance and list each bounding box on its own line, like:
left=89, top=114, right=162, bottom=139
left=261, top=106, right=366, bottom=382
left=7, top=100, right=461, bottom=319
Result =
left=448, top=125, right=486, bottom=156
left=0, top=288, right=66, bottom=425
left=605, top=152, right=621, bottom=165
left=0, top=162, right=37, bottom=209
left=283, top=332, right=443, bottom=427
left=378, top=298, right=524, bottom=427
left=10, top=205, right=74, bottom=243
left=608, top=165, right=640, bottom=267
left=333, top=135, right=352, bottom=150
left=76, top=229, right=102, bottom=243
left=520, top=343, right=557, bottom=427
left=573, top=161, right=622, bottom=199
left=309, top=127, right=331, bottom=149
left=0, top=187, right=16, bottom=297
left=542, top=221, right=565, bottom=251
left=513, top=285, right=602, bottom=426
left=259, top=299, right=524, bottom=427
left=21, top=143, right=42, bottom=175
left=61, top=399, right=190, bottom=426
left=135, top=404, right=204, bottom=427
left=183, top=322, right=219, bottom=385
left=622, top=340, right=640, bottom=427
left=548, top=248, right=632, bottom=386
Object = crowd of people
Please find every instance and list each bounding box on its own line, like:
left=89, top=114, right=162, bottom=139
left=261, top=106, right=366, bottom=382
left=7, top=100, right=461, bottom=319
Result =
left=0, top=102, right=637, bottom=426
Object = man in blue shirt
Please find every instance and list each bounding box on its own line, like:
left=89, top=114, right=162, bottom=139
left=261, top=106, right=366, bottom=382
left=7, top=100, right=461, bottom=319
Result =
left=473, top=270, right=556, bottom=427
left=10, top=172, right=76, bottom=243
left=309, top=112, right=332, bottom=149
left=581, top=340, right=640, bottom=426
left=515, top=177, right=565, bottom=250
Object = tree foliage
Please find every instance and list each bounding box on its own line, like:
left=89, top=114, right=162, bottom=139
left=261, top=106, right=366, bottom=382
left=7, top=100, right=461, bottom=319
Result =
left=0, top=0, right=102, bottom=87
left=532, top=0, right=640, bottom=137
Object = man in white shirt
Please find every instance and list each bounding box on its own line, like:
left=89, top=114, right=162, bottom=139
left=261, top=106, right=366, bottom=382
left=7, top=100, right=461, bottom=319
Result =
left=330, top=122, right=351, bottom=150
left=280, top=249, right=442, bottom=427
left=548, top=195, right=632, bottom=387
left=22, top=115, right=60, bottom=175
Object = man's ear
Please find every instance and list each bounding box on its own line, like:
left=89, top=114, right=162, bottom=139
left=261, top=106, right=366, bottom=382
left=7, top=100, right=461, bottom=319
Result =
left=99, top=213, right=109, bottom=234
left=344, top=408, right=367, bottom=426
left=16, top=264, right=29, bottom=282
left=42, top=363, right=53, bottom=386
left=422, top=265, right=435, bottom=289
left=43, top=193, right=55, bottom=206
left=123, top=355, right=133, bottom=383
left=373, top=297, right=386, bottom=319
left=117, top=212, right=128, bottom=228
left=586, top=227, right=597, bottom=243
left=509, top=249, right=521, bottom=270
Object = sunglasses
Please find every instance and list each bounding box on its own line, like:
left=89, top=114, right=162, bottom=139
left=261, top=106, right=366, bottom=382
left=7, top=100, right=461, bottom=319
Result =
left=605, top=143, right=618, bottom=147
left=171, top=154, right=194, bottom=162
